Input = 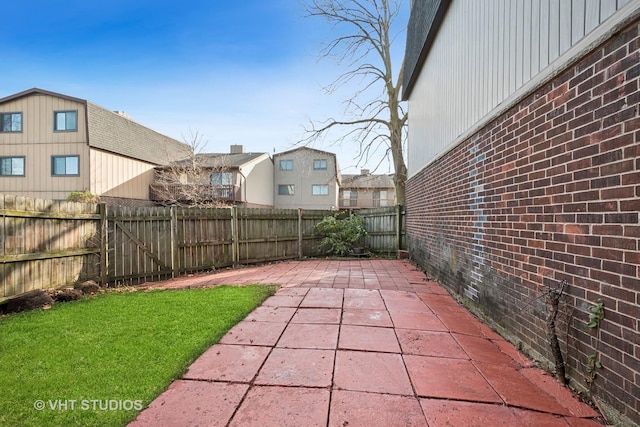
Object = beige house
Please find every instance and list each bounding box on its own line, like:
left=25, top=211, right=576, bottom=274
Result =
left=0, top=88, right=189, bottom=204
left=339, top=170, right=396, bottom=209
left=273, top=147, right=341, bottom=209
left=150, top=145, right=274, bottom=208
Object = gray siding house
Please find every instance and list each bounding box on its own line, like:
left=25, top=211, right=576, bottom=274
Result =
left=273, top=147, right=341, bottom=209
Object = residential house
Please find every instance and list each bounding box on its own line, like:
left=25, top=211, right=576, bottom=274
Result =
left=339, top=169, right=396, bottom=209
left=403, top=1, right=639, bottom=422
left=150, top=145, right=274, bottom=207
left=273, top=147, right=341, bottom=209
left=0, top=88, right=190, bottom=205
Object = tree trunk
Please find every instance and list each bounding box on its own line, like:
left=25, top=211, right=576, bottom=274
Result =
left=388, top=86, right=407, bottom=206
left=393, top=161, right=406, bottom=206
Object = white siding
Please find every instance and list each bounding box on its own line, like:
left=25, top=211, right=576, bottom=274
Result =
left=407, top=0, right=635, bottom=177
left=240, top=154, right=274, bottom=207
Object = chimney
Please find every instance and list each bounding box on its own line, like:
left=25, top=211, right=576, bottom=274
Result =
left=230, top=145, right=244, bottom=154
left=360, top=169, right=370, bottom=175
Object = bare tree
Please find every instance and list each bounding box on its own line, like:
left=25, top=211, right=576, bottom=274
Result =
left=150, top=130, right=234, bottom=207
left=302, top=0, right=408, bottom=204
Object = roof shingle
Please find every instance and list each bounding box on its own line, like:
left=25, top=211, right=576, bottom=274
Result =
left=341, top=174, right=394, bottom=189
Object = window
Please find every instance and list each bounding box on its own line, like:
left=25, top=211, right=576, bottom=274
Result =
left=344, top=190, right=358, bottom=199
left=313, top=159, right=327, bottom=170
left=52, top=156, right=79, bottom=176
left=54, top=111, right=78, bottom=131
left=374, top=190, right=388, bottom=207
left=312, top=184, right=329, bottom=196
left=211, top=172, right=233, bottom=186
left=0, top=157, right=25, bottom=176
left=278, top=184, right=295, bottom=195
left=1, top=113, right=22, bottom=132
left=279, top=160, right=293, bottom=171
left=343, top=190, right=358, bottom=207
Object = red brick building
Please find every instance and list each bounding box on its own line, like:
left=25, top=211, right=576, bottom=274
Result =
left=403, top=1, right=639, bottom=422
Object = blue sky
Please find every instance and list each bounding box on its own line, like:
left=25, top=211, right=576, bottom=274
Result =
left=3, top=0, right=408, bottom=174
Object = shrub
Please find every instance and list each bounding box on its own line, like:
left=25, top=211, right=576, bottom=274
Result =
left=66, top=191, right=100, bottom=203
left=315, top=214, right=368, bottom=256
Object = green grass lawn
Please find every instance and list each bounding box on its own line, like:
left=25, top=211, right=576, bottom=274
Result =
left=0, top=285, right=277, bottom=427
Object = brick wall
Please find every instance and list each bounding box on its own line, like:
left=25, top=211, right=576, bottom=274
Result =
left=407, top=20, right=639, bottom=422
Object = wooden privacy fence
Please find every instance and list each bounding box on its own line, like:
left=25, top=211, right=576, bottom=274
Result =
left=0, top=195, right=102, bottom=301
left=1, top=194, right=405, bottom=299
left=359, top=205, right=406, bottom=256
left=106, top=207, right=329, bottom=285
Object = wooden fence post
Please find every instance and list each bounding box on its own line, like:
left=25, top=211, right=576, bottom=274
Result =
left=396, top=204, right=402, bottom=251
left=298, top=208, right=303, bottom=259
left=170, top=206, right=178, bottom=278
left=100, top=203, right=108, bottom=286
left=231, top=206, right=239, bottom=264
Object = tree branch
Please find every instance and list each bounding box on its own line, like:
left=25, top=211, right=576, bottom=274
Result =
left=301, top=0, right=408, bottom=203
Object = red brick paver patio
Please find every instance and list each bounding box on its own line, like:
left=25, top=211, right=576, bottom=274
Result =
left=130, top=260, right=603, bottom=427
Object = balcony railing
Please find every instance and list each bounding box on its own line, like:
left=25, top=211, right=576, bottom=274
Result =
left=149, top=184, right=241, bottom=203
left=338, top=197, right=396, bottom=209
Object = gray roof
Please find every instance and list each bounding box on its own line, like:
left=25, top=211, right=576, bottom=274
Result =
left=341, top=174, right=394, bottom=189
left=274, top=146, right=337, bottom=159
left=170, top=152, right=268, bottom=169
left=87, top=102, right=191, bottom=165
left=0, top=87, right=86, bottom=105
left=402, top=0, right=451, bottom=100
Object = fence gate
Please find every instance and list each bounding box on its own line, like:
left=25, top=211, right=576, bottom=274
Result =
left=174, top=206, right=234, bottom=274
left=107, top=206, right=174, bottom=286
